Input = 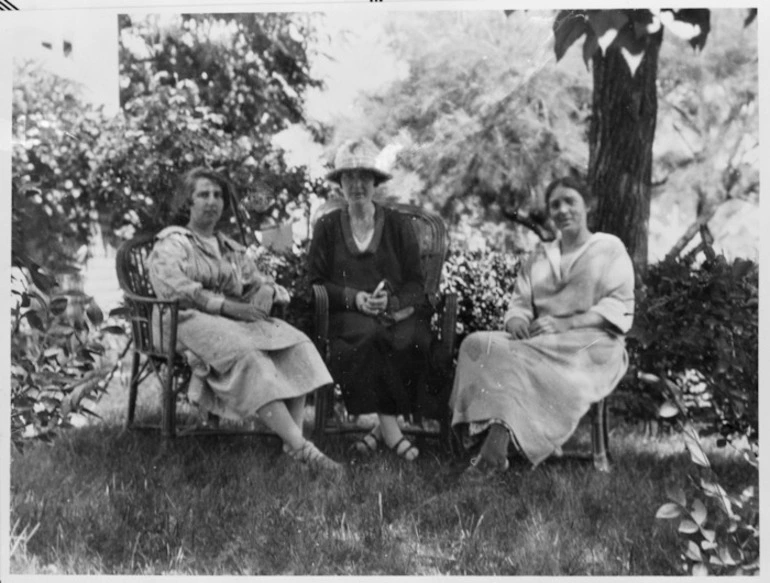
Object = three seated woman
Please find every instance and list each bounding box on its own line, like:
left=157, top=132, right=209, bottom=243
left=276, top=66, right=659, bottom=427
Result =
left=148, top=141, right=634, bottom=479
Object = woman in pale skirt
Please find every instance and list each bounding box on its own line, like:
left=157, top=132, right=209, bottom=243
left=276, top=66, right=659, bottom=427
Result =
left=450, top=177, right=635, bottom=479
left=148, top=167, right=343, bottom=478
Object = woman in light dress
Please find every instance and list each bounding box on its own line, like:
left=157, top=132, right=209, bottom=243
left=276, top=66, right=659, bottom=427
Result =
left=450, top=177, right=635, bottom=479
left=148, top=167, right=343, bottom=477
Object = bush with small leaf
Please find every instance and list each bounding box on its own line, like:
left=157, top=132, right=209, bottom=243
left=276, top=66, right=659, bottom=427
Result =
left=11, top=264, right=128, bottom=450
left=653, top=374, right=758, bottom=576
left=618, top=254, right=758, bottom=443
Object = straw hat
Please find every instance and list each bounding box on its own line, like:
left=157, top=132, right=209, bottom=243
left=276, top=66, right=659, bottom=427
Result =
left=325, top=138, right=392, bottom=186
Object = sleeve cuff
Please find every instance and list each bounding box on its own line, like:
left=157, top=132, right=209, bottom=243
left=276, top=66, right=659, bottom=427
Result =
left=504, top=307, right=532, bottom=327
left=589, top=303, right=633, bottom=334
left=343, top=287, right=359, bottom=311
left=205, top=295, right=226, bottom=315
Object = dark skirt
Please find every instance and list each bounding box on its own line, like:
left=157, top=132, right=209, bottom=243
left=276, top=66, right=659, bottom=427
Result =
left=329, top=311, right=432, bottom=416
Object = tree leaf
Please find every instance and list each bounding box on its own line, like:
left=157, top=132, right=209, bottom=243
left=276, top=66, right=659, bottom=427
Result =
left=655, top=502, right=682, bottom=519
left=48, top=324, right=76, bottom=337
left=553, top=10, right=589, bottom=61
left=86, top=303, right=104, bottom=326
left=690, top=498, right=707, bottom=526
left=101, top=325, right=126, bottom=335
left=587, top=10, right=629, bottom=55
left=701, top=528, right=716, bottom=543
left=108, top=306, right=129, bottom=318
left=665, top=485, right=686, bottom=507
left=678, top=518, right=699, bottom=534
left=718, top=546, right=736, bottom=566
left=692, top=563, right=708, bottom=576
left=637, top=372, right=660, bottom=384
left=701, top=479, right=735, bottom=518
left=685, top=540, right=703, bottom=562
left=25, top=311, right=45, bottom=331
left=28, top=263, right=58, bottom=293
left=744, top=8, right=757, bottom=27
left=581, top=28, right=599, bottom=68
left=658, top=401, right=679, bottom=418
left=50, top=296, right=69, bottom=316
left=660, top=9, right=710, bottom=50
left=682, top=423, right=711, bottom=468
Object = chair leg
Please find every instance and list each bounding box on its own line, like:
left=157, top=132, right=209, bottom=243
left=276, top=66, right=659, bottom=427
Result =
left=161, top=362, right=176, bottom=440
left=126, top=352, right=141, bottom=429
left=312, top=383, right=333, bottom=443
left=591, top=399, right=610, bottom=472
left=439, top=406, right=457, bottom=456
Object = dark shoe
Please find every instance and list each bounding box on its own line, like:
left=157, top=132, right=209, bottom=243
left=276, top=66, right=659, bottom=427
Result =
left=389, top=436, right=419, bottom=462
left=351, top=430, right=381, bottom=457
left=461, top=455, right=509, bottom=485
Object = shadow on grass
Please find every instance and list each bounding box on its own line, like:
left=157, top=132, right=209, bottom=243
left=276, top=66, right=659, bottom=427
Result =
left=10, top=419, right=757, bottom=576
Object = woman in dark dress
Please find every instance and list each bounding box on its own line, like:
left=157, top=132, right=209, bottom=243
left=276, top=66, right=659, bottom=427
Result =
left=307, top=139, right=431, bottom=461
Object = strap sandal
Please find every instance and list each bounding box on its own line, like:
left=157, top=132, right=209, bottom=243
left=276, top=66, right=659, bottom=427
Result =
left=389, top=436, right=420, bottom=462
left=351, top=431, right=381, bottom=457
left=461, top=455, right=510, bottom=485
left=287, top=440, right=344, bottom=478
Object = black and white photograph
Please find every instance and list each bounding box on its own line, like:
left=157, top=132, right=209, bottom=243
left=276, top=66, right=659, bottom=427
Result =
left=5, top=0, right=762, bottom=577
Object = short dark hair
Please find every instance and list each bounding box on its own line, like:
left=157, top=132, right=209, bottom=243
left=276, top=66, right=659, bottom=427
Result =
left=544, top=176, right=592, bottom=209
left=171, top=167, right=232, bottom=224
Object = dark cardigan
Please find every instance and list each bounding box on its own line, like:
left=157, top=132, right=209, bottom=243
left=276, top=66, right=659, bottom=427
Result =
left=307, top=203, right=427, bottom=314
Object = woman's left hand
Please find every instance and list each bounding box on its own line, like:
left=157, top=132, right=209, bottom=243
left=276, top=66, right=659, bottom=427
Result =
left=273, top=284, right=291, bottom=305
left=529, top=315, right=571, bottom=337
left=251, top=284, right=275, bottom=315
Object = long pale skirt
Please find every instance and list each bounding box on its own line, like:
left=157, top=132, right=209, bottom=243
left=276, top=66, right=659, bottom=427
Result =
left=165, top=310, right=332, bottom=421
left=449, top=328, right=628, bottom=466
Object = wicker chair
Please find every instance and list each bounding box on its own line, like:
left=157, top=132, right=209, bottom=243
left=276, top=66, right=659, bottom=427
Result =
left=115, top=233, right=280, bottom=440
left=309, top=199, right=458, bottom=450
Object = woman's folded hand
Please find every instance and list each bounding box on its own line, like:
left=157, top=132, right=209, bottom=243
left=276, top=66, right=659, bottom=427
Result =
left=505, top=317, right=530, bottom=340
left=273, top=284, right=291, bottom=305
left=529, top=315, right=570, bottom=337
left=355, top=291, right=388, bottom=317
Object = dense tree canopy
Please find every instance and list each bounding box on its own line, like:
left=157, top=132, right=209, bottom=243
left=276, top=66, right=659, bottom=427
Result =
left=328, top=11, right=593, bottom=250
left=12, top=63, right=104, bottom=276
left=12, top=12, right=328, bottom=275
left=94, top=12, right=327, bottom=242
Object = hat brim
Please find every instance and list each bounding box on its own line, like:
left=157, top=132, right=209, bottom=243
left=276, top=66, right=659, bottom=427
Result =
left=326, top=167, right=392, bottom=186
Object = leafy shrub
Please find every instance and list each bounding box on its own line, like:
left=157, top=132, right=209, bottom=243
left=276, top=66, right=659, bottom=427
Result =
left=248, top=242, right=314, bottom=336
left=621, top=255, right=758, bottom=443
left=10, top=265, right=127, bottom=450
left=439, top=248, right=521, bottom=345
left=13, top=63, right=105, bottom=273
left=654, top=386, right=758, bottom=575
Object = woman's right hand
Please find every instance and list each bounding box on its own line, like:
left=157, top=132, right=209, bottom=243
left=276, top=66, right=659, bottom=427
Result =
left=505, top=317, right=530, bottom=340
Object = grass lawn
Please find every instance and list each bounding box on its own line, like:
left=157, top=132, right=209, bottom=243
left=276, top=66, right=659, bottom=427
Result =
left=9, top=378, right=757, bottom=575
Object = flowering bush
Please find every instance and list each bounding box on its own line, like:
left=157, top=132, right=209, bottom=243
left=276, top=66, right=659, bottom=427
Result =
left=439, top=248, right=522, bottom=345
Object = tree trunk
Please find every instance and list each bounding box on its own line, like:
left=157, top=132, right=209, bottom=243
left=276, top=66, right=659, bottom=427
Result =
left=588, top=30, right=663, bottom=275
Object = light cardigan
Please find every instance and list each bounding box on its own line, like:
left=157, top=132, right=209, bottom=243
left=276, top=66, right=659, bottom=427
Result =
left=504, top=232, right=634, bottom=334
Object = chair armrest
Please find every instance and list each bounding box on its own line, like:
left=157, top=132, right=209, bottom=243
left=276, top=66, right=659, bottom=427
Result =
left=311, top=284, right=330, bottom=360
left=121, top=288, right=179, bottom=307
left=434, top=292, right=458, bottom=372
left=120, top=290, right=180, bottom=358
